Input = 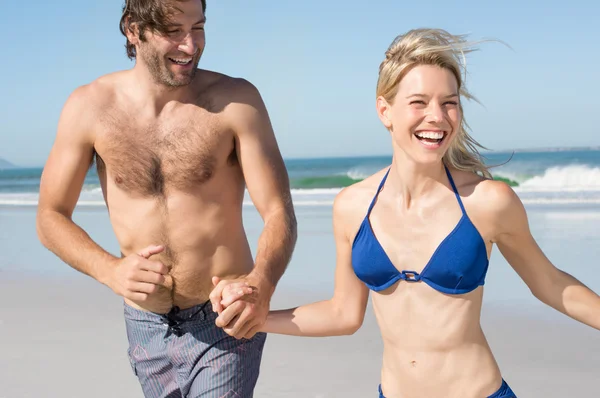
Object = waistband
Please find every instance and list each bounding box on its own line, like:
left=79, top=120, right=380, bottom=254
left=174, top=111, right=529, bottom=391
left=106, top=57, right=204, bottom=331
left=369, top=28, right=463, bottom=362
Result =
left=124, top=300, right=214, bottom=337
left=125, top=300, right=213, bottom=322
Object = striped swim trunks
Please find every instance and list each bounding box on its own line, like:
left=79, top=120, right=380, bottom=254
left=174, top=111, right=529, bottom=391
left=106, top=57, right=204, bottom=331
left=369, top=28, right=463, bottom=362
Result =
left=124, top=301, right=267, bottom=398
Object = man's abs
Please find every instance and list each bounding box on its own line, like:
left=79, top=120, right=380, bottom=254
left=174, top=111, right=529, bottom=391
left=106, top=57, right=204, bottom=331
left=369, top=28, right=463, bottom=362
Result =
left=105, top=176, right=254, bottom=314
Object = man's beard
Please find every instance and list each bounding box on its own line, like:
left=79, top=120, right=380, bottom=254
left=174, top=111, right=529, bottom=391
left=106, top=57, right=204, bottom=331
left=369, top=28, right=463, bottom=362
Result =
left=139, top=43, right=200, bottom=87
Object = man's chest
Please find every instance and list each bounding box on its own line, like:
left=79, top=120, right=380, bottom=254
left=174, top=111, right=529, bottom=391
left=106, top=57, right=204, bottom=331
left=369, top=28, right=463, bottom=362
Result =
left=94, top=110, right=236, bottom=195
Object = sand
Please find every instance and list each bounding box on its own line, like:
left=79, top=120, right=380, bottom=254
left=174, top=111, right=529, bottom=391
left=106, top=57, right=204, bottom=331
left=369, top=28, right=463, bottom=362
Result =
left=0, top=272, right=599, bottom=398
left=1, top=205, right=599, bottom=397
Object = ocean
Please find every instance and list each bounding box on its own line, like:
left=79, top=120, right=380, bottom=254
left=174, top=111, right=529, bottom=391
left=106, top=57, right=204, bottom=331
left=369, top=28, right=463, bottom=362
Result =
left=2, top=148, right=600, bottom=206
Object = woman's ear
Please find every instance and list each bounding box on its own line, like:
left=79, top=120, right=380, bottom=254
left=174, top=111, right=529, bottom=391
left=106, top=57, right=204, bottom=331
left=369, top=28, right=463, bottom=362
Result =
left=376, top=96, right=392, bottom=129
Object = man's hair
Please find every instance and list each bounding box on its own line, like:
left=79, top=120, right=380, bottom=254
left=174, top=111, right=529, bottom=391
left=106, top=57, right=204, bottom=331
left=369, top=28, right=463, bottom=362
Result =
left=119, top=0, right=206, bottom=60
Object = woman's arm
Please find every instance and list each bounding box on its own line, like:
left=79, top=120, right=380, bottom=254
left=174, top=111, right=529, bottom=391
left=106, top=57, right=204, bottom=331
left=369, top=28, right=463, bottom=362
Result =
left=261, top=188, right=370, bottom=337
left=489, top=182, right=600, bottom=330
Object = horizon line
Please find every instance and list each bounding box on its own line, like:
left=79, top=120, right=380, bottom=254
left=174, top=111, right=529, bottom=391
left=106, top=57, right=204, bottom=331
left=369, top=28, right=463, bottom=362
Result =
left=2, top=145, right=600, bottom=169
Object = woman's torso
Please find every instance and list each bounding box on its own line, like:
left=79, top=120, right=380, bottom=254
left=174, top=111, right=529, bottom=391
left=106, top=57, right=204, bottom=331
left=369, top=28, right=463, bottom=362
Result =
left=348, top=166, right=504, bottom=398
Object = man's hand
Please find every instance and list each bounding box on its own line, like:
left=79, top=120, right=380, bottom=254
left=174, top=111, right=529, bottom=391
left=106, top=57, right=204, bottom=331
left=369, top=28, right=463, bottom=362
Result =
left=107, top=245, right=169, bottom=303
left=209, top=274, right=273, bottom=339
left=209, top=277, right=254, bottom=314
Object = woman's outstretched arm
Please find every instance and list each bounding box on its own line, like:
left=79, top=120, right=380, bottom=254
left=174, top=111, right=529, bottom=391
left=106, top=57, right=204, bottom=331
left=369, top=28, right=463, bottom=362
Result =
left=489, top=181, right=600, bottom=330
left=261, top=187, right=370, bottom=337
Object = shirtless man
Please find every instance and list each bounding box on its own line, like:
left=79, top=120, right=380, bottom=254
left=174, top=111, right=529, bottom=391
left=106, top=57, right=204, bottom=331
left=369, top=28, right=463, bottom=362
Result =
left=36, top=0, right=297, bottom=396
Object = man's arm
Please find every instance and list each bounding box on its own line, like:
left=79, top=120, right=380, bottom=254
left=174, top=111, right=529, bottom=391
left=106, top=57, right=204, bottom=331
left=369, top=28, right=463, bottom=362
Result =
left=37, top=86, right=115, bottom=281
left=37, top=86, right=167, bottom=302
left=210, top=79, right=297, bottom=338
left=217, top=187, right=369, bottom=336
left=233, top=79, right=297, bottom=290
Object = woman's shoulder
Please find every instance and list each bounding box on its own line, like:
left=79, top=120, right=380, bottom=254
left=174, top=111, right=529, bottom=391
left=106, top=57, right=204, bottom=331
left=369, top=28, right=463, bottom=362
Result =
left=451, top=168, right=524, bottom=224
left=335, top=167, right=389, bottom=209
left=450, top=167, right=513, bottom=197
left=333, top=167, right=390, bottom=235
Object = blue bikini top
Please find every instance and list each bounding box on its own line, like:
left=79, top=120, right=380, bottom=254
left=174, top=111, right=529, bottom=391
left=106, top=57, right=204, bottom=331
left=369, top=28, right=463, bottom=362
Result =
left=351, top=166, right=489, bottom=294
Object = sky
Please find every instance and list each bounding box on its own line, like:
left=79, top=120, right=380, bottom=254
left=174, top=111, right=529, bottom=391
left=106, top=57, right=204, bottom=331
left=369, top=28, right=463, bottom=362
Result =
left=0, top=0, right=598, bottom=167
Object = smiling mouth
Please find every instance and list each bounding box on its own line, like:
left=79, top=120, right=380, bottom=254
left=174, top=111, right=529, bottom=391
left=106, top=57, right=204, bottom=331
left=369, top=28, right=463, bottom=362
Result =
left=168, top=57, right=193, bottom=65
left=414, top=130, right=447, bottom=146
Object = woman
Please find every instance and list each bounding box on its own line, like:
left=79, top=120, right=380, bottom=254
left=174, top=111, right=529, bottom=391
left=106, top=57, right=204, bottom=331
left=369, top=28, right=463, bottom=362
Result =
left=217, top=29, right=600, bottom=397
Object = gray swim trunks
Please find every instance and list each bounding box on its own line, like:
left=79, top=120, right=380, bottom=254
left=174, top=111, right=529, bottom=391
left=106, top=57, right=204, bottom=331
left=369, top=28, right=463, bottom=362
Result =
left=124, top=301, right=267, bottom=398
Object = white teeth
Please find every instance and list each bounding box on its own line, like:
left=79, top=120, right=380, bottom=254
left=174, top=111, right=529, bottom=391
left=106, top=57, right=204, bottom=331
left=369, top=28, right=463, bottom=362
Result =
left=420, top=140, right=440, bottom=147
left=415, top=131, right=444, bottom=139
left=169, top=58, right=192, bottom=64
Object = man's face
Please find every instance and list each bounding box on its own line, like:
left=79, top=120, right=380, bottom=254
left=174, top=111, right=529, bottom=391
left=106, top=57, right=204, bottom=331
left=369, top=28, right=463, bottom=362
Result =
left=137, top=0, right=206, bottom=87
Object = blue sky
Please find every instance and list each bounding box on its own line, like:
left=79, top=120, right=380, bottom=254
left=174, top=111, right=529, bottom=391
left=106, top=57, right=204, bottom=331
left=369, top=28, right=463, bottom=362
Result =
left=0, top=0, right=598, bottom=167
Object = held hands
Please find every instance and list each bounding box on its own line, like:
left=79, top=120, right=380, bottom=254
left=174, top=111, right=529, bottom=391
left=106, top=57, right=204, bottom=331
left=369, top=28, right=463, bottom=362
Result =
left=107, top=245, right=169, bottom=304
left=209, top=274, right=273, bottom=340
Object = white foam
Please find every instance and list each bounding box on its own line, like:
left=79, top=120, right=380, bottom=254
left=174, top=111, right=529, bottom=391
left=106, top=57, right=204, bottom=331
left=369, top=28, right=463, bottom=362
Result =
left=290, top=188, right=342, bottom=195
left=244, top=200, right=334, bottom=207
left=345, top=167, right=372, bottom=181
left=520, top=198, right=600, bottom=205
left=3, top=197, right=600, bottom=207
left=515, top=165, right=600, bottom=192
left=3, top=166, right=600, bottom=208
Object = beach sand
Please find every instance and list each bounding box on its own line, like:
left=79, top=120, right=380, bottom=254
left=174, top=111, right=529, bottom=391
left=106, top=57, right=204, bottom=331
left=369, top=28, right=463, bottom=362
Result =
left=1, top=205, right=599, bottom=397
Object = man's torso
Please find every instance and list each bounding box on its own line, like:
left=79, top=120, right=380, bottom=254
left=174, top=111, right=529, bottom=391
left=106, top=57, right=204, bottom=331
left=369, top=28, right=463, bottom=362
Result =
left=89, top=70, right=255, bottom=313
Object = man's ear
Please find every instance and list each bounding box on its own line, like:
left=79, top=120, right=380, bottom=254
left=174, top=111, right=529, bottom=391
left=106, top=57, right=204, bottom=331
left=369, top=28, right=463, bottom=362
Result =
left=124, top=16, right=141, bottom=46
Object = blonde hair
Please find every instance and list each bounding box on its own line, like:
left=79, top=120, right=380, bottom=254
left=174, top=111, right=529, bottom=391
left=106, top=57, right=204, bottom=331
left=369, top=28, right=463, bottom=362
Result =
left=376, top=28, right=492, bottom=178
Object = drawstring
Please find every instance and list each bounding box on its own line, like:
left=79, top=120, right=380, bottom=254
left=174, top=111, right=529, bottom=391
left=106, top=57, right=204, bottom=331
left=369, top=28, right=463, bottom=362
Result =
left=163, top=301, right=210, bottom=337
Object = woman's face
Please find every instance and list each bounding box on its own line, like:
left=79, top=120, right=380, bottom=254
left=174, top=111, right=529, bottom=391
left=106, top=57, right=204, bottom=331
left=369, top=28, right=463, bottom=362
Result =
left=377, top=65, right=461, bottom=165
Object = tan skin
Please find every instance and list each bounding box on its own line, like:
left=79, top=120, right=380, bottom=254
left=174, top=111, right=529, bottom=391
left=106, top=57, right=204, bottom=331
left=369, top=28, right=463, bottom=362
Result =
left=221, top=65, right=600, bottom=397
left=36, top=0, right=296, bottom=339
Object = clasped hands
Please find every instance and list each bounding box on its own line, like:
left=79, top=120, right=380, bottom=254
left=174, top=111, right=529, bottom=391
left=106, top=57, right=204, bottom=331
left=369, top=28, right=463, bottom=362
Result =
left=209, top=274, right=273, bottom=340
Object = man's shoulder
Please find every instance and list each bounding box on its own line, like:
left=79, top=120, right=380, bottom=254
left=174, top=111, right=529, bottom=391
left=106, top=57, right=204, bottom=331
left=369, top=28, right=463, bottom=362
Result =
left=196, top=69, right=255, bottom=91
left=194, top=70, right=262, bottom=108
left=66, top=71, right=124, bottom=112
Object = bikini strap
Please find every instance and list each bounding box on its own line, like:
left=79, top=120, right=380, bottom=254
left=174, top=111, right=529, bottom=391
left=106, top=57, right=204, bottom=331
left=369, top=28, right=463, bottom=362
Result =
left=366, top=168, right=391, bottom=217
left=444, top=165, right=466, bottom=215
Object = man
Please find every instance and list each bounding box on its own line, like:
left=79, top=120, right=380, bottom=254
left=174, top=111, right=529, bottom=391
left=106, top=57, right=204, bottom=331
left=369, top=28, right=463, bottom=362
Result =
left=36, top=0, right=297, bottom=396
